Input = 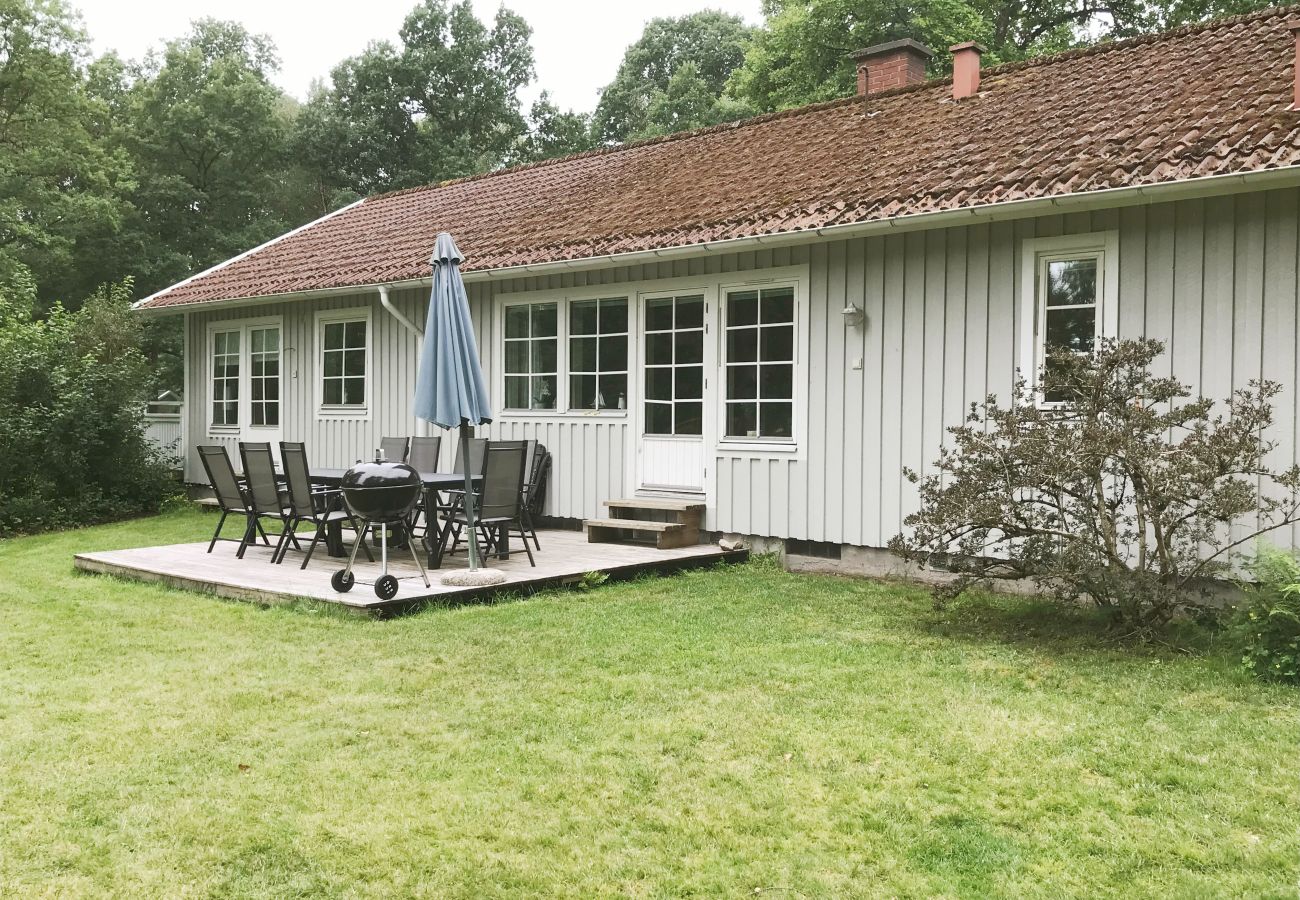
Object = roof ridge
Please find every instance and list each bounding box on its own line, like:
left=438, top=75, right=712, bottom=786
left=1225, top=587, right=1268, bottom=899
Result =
left=979, top=1, right=1300, bottom=79
left=369, top=96, right=863, bottom=203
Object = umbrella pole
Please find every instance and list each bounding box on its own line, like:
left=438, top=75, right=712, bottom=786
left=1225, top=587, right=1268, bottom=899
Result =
left=460, top=421, right=481, bottom=570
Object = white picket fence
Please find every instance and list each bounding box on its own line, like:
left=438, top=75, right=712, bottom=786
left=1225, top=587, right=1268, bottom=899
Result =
left=143, top=393, right=183, bottom=465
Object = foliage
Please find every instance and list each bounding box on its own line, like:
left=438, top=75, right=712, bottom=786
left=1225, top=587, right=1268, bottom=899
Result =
left=294, top=0, right=536, bottom=198
left=0, top=280, right=175, bottom=534
left=512, top=91, right=598, bottom=164
left=593, top=10, right=756, bottom=143
left=1233, top=545, right=1300, bottom=683
left=889, top=339, right=1300, bottom=630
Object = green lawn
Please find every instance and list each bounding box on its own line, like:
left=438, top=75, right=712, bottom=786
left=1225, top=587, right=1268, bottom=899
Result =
left=2, top=508, right=1298, bottom=897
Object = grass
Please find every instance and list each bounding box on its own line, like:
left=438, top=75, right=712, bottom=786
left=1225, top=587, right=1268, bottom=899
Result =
left=2, top=507, right=1299, bottom=897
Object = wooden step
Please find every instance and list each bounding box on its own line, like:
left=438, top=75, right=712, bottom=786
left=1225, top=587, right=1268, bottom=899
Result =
left=584, top=517, right=700, bottom=550
left=604, top=498, right=705, bottom=512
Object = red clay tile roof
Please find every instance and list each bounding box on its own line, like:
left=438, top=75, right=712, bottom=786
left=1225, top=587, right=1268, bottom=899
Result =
left=140, top=4, right=1300, bottom=309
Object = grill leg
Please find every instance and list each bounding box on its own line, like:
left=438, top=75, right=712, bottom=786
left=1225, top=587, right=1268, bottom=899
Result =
left=343, top=521, right=370, bottom=579
left=406, top=535, right=430, bottom=588
left=380, top=527, right=388, bottom=579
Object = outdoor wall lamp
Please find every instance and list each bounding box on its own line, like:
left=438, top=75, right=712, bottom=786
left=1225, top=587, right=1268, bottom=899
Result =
left=841, top=303, right=866, bottom=328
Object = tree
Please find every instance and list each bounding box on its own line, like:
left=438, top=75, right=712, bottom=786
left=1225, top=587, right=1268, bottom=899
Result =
left=593, top=10, right=756, bottom=143
left=889, top=339, right=1300, bottom=630
left=296, top=0, right=535, bottom=198
left=0, top=0, right=131, bottom=306
left=513, top=91, right=597, bottom=164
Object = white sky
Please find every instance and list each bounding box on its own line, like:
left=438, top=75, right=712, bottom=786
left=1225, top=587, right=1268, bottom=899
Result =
left=71, top=0, right=765, bottom=112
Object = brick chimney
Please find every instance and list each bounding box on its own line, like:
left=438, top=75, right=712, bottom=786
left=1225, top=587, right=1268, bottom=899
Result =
left=1288, top=19, right=1300, bottom=109
left=851, top=39, right=933, bottom=96
left=949, top=41, right=986, bottom=99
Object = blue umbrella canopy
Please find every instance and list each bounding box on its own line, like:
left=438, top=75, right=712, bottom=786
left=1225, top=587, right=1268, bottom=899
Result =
left=413, top=232, right=492, bottom=429
left=413, top=232, right=492, bottom=571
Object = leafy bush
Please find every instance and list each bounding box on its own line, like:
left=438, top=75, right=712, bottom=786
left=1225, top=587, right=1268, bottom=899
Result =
left=889, top=339, right=1300, bottom=630
left=1234, top=546, right=1300, bottom=684
left=0, top=281, right=176, bottom=534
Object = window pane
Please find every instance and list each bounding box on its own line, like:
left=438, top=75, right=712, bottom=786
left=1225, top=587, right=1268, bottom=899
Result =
left=532, top=303, right=557, bottom=337
left=505, top=341, right=529, bottom=374
left=1047, top=258, right=1098, bottom=307
left=646, top=367, right=673, bottom=402
left=264, top=404, right=279, bottom=427
left=343, top=378, right=365, bottom=406
left=343, top=349, right=365, bottom=377
left=505, top=305, right=530, bottom=339
left=531, top=375, right=556, bottom=409
left=728, top=327, right=758, bottom=363
left=251, top=380, right=264, bottom=401
left=760, top=402, right=793, bottom=438
left=760, top=364, right=793, bottom=400
left=675, top=332, right=703, bottom=365
left=570, top=300, right=598, bottom=335
left=250, top=329, right=263, bottom=353
left=728, top=365, right=757, bottom=400
left=505, top=375, right=529, bottom=409
left=598, top=374, right=627, bottom=410
left=645, top=402, right=672, bottom=435
left=532, top=338, right=557, bottom=373
left=262, top=329, right=279, bottom=352
left=646, top=298, right=673, bottom=331
left=675, top=402, right=702, bottom=435
left=676, top=296, right=704, bottom=329
left=324, top=379, right=342, bottom=405
left=761, top=325, right=794, bottom=362
left=677, top=365, right=703, bottom=400
left=1045, top=306, right=1096, bottom=352
left=263, top=379, right=279, bottom=401
left=570, top=374, right=597, bottom=410
left=728, top=291, right=759, bottom=327
left=324, top=323, right=344, bottom=350
left=252, top=403, right=265, bottom=426
left=600, top=299, right=628, bottom=334
left=645, top=333, right=672, bottom=366
left=570, top=336, right=597, bottom=372
left=324, top=351, right=342, bottom=377
left=344, top=321, right=366, bottom=347
left=760, top=288, right=795, bottom=323
left=598, top=335, right=627, bottom=372
left=727, top=402, right=757, bottom=437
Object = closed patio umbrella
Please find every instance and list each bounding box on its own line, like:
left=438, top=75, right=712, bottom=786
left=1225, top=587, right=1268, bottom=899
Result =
left=413, top=232, right=498, bottom=581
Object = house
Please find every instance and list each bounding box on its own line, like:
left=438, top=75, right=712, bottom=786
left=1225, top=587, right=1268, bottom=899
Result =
left=135, top=7, right=1300, bottom=571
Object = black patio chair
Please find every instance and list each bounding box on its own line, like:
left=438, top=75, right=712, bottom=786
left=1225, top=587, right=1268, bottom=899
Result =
left=237, top=441, right=294, bottom=561
left=273, top=441, right=373, bottom=568
left=447, top=440, right=535, bottom=567
left=520, top=440, right=551, bottom=551
left=405, top=435, right=443, bottom=542
left=198, top=444, right=268, bottom=555
left=380, top=436, right=409, bottom=463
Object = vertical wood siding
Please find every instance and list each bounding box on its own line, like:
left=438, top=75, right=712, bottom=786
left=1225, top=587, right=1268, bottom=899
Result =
left=185, top=187, right=1300, bottom=547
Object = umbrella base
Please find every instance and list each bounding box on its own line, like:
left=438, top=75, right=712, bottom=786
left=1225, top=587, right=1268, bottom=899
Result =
left=440, top=567, right=507, bottom=587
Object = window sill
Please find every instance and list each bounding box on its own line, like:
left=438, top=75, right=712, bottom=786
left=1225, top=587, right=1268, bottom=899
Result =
left=317, top=406, right=369, bottom=420
left=716, top=439, right=799, bottom=455
left=208, top=425, right=239, bottom=435
left=498, top=409, right=629, bottom=419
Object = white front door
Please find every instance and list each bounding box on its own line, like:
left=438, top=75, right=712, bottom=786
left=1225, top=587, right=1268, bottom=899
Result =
left=209, top=320, right=283, bottom=457
left=637, top=292, right=708, bottom=493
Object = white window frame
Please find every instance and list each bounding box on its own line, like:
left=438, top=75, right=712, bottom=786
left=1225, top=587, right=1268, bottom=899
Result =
left=496, top=292, right=633, bottom=417
left=567, top=296, right=631, bottom=413
left=501, top=300, right=563, bottom=413
left=1019, top=231, right=1119, bottom=405
left=719, top=280, right=800, bottom=447
left=205, top=316, right=283, bottom=436
left=208, top=326, right=241, bottom=431
left=315, top=306, right=373, bottom=419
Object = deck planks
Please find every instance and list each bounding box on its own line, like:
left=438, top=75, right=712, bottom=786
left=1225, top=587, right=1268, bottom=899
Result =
left=73, top=528, right=744, bottom=615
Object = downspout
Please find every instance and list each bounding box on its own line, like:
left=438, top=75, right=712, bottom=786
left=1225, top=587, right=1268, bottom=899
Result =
left=377, top=284, right=428, bottom=436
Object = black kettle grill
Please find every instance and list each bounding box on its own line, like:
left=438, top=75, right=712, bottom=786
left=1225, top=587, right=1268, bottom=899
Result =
left=331, top=453, right=430, bottom=600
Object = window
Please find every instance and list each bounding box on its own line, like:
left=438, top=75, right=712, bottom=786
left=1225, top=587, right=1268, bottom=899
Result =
left=321, top=318, right=367, bottom=407
left=724, top=286, right=795, bottom=439
left=249, top=326, right=280, bottom=426
left=569, top=297, right=628, bottom=410
left=643, top=294, right=704, bottom=436
left=211, top=329, right=240, bottom=426
left=504, top=302, right=558, bottom=410
left=1020, top=232, right=1118, bottom=405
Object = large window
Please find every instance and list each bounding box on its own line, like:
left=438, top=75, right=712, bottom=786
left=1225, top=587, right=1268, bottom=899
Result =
left=211, top=329, right=240, bottom=426
left=321, top=318, right=367, bottom=407
left=249, top=326, right=280, bottom=426
left=724, top=286, right=794, bottom=439
left=1021, top=232, right=1117, bottom=404
left=504, top=302, right=558, bottom=410
left=643, top=294, right=704, bottom=436
left=569, top=297, right=628, bottom=410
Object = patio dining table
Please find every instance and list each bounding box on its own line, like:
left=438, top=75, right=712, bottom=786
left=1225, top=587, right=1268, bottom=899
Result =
left=309, top=468, right=482, bottom=569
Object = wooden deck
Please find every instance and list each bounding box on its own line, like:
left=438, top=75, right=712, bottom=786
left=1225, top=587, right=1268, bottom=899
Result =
left=73, top=528, right=745, bottom=615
